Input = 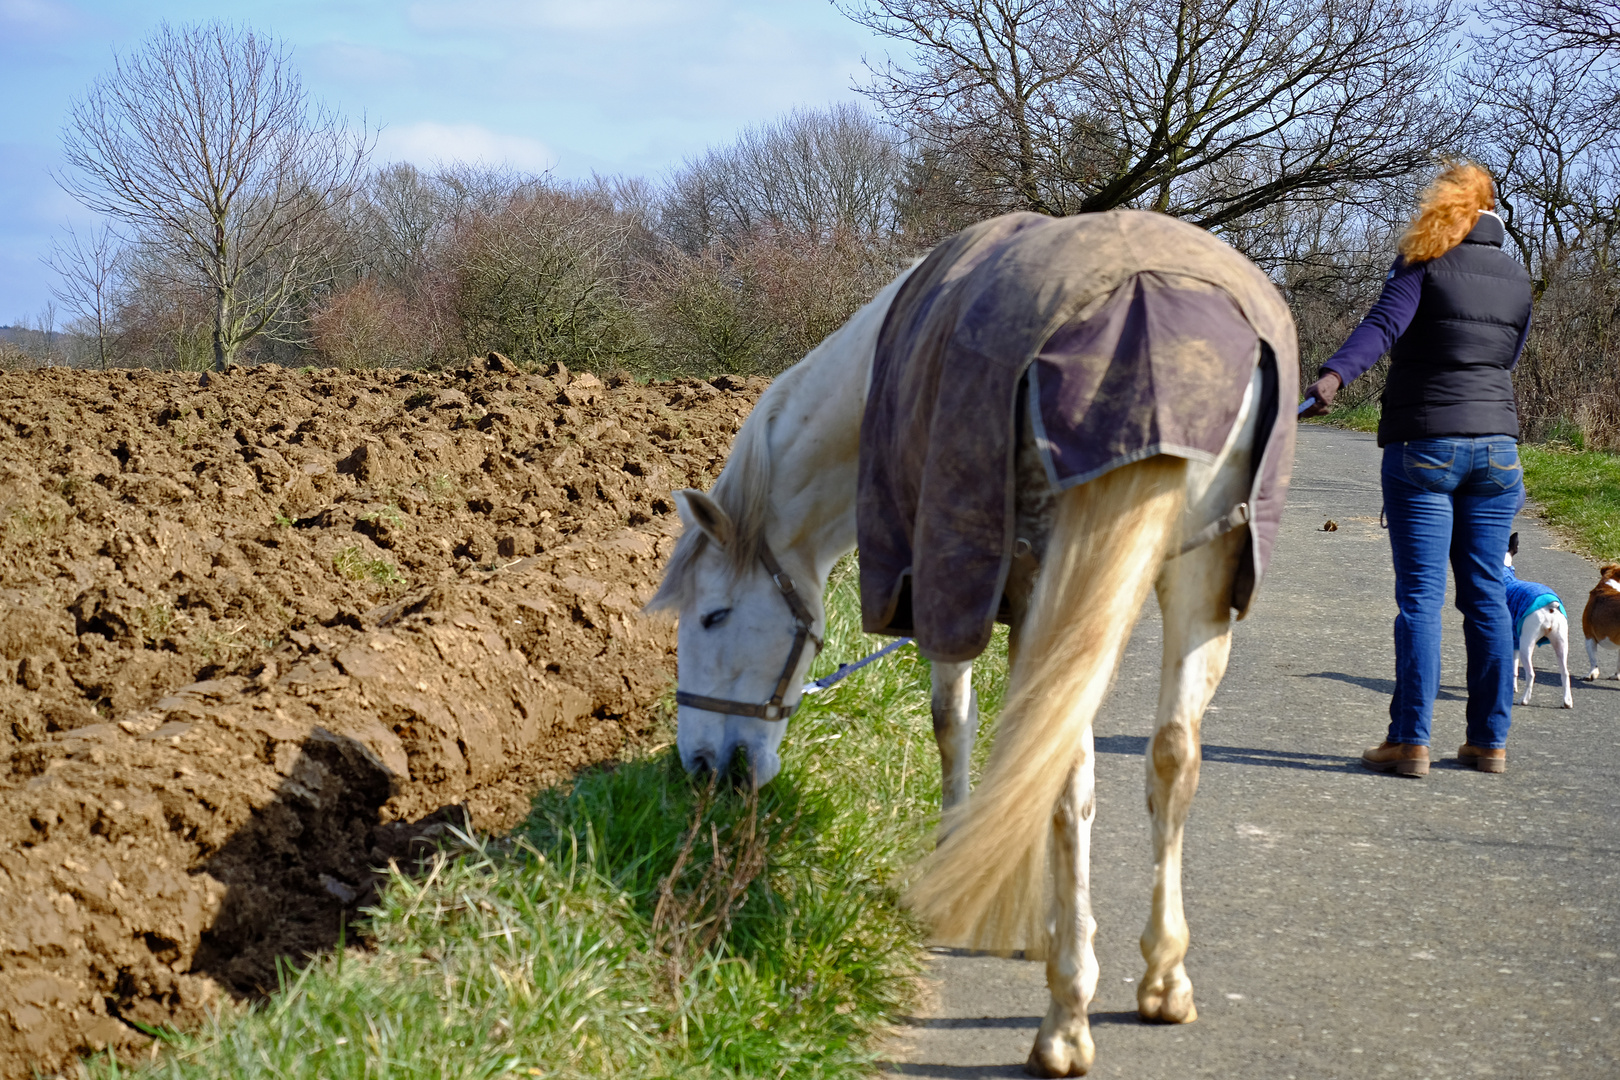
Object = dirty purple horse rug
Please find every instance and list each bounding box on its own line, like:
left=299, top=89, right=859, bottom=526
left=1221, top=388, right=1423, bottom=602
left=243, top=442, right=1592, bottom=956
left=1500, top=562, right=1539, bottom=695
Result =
left=858, top=210, right=1298, bottom=662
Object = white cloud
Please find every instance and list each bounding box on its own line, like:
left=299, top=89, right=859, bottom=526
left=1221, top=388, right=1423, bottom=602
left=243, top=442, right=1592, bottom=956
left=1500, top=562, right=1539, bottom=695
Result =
left=0, top=0, right=79, bottom=37
left=375, top=121, right=557, bottom=173
left=407, top=0, right=703, bottom=33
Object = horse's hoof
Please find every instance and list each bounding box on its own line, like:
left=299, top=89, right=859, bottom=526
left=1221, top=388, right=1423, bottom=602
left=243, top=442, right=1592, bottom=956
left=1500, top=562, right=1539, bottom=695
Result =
left=1137, top=975, right=1198, bottom=1024
left=1025, top=1032, right=1093, bottom=1077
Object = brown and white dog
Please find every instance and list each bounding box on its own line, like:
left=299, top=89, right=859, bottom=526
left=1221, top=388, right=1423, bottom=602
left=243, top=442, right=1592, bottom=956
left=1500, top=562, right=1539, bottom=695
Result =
left=1585, top=563, right=1620, bottom=680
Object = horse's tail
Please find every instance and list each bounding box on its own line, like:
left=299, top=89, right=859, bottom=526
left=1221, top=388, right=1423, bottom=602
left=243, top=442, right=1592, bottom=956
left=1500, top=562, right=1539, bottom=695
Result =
left=905, top=456, right=1188, bottom=953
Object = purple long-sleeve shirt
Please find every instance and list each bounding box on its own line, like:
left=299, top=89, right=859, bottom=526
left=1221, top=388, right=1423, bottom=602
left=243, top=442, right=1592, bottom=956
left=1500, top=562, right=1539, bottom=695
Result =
left=1321, top=258, right=1532, bottom=386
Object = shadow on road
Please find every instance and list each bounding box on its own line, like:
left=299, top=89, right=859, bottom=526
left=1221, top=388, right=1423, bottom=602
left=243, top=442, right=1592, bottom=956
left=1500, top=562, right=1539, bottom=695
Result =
left=895, top=1016, right=1040, bottom=1031
left=1094, top=734, right=1356, bottom=772
left=888, top=1066, right=1025, bottom=1077
left=1301, top=670, right=1465, bottom=700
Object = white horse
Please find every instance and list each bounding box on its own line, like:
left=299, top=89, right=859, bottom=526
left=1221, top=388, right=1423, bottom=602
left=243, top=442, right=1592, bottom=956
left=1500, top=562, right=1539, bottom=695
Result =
left=648, top=232, right=1287, bottom=1076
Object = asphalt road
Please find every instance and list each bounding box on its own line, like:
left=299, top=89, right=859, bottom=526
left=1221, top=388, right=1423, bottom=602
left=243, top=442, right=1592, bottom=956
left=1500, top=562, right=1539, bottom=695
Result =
left=888, top=424, right=1620, bottom=1080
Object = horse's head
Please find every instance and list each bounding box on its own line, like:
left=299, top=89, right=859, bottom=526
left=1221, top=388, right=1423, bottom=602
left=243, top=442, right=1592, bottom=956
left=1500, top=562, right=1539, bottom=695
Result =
left=647, top=488, right=823, bottom=787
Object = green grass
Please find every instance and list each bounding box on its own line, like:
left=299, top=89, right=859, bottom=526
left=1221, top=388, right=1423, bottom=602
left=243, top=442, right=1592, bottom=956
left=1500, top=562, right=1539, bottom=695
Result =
left=333, top=545, right=406, bottom=588
left=1519, top=445, right=1620, bottom=561
left=1307, top=397, right=1381, bottom=433
left=96, top=559, right=1010, bottom=1079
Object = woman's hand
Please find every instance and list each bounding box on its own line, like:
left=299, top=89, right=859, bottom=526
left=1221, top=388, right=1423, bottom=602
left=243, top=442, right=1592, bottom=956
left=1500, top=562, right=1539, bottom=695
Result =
left=1300, top=371, right=1342, bottom=418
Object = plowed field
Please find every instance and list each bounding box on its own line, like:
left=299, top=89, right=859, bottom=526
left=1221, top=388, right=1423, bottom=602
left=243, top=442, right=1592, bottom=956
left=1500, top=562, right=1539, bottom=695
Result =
left=0, top=359, right=764, bottom=1078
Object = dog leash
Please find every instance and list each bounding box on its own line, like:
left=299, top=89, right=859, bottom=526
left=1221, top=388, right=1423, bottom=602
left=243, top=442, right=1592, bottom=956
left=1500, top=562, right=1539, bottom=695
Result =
left=801, top=636, right=913, bottom=695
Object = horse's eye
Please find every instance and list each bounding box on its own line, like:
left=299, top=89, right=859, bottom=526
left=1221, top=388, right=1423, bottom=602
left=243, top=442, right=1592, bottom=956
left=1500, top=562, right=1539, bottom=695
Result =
left=700, top=608, right=732, bottom=629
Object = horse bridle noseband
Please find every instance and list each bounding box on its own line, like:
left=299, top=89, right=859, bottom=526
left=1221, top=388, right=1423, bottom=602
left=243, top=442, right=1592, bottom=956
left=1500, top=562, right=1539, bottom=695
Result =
left=674, top=542, right=823, bottom=722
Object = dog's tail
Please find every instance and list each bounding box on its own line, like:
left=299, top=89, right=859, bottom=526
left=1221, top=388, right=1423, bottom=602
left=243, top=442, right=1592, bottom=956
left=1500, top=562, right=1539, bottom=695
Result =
left=904, top=457, right=1186, bottom=953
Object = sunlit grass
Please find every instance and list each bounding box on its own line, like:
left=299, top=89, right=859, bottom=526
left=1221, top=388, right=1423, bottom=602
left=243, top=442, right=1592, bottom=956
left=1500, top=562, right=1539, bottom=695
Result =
left=1307, top=397, right=1381, bottom=433
left=1520, top=444, right=1620, bottom=561
left=95, top=557, right=1010, bottom=1079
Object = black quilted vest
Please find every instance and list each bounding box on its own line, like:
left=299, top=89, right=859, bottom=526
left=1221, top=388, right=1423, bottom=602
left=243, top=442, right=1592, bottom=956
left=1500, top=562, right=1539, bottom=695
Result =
left=1378, top=213, right=1532, bottom=446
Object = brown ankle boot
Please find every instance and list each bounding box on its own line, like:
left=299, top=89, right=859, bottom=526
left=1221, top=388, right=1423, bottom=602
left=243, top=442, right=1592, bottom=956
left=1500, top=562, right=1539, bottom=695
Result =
left=1457, top=744, right=1506, bottom=773
left=1360, top=741, right=1430, bottom=777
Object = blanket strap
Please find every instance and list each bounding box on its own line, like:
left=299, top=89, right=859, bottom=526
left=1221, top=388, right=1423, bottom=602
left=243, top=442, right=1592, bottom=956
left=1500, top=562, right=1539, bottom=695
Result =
left=1175, top=501, right=1251, bottom=557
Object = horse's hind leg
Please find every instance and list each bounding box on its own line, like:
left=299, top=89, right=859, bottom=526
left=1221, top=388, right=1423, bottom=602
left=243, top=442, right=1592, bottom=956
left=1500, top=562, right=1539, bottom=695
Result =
left=1137, top=539, right=1238, bottom=1024
left=1030, top=729, right=1098, bottom=1076
left=931, top=661, right=977, bottom=814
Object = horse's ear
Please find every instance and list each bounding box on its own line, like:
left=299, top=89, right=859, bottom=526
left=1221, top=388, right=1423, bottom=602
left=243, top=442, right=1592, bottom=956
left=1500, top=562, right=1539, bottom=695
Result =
left=675, top=489, right=734, bottom=550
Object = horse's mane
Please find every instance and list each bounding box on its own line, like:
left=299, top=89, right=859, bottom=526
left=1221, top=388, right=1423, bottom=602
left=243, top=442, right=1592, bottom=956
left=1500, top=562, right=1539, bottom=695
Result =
left=645, top=371, right=796, bottom=612
left=646, top=261, right=919, bottom=615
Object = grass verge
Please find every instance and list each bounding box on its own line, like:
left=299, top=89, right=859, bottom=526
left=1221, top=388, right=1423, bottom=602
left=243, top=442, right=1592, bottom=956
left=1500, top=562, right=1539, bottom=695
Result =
left=1306, top=398, right=1380, bottom=433
left=1519, top=445, right=1620, bottom=561
left=1309, top=398, right=1620, bottom=560
left=94, top=559, right=1008, bottom=1079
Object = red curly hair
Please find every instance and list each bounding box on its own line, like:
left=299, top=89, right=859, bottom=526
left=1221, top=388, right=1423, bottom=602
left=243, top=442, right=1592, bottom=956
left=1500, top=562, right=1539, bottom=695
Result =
left=1398, top=162, right=1497, bottom=264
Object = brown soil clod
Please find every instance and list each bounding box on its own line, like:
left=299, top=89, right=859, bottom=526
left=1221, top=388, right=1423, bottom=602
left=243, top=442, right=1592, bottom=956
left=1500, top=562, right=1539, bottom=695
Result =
left=0, top=364, right=766, bottom=1078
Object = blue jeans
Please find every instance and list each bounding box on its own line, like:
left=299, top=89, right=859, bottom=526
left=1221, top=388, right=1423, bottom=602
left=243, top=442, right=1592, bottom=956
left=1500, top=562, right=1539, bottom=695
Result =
left=1381, top=437, right=1522, bottom=749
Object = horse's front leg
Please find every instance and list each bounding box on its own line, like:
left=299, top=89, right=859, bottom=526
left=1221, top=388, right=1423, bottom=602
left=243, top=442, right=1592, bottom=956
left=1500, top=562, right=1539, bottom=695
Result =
left=1029, top=731, right=1098, bottom=1077
left=930, top=660, right=977, bottom=814
left=1137, top=543, right=1236, bottom=1024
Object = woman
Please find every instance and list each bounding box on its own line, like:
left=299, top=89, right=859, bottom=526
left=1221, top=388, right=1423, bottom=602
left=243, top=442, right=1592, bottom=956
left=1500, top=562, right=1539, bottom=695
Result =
left=1302, top=162, right=1532, bottom=776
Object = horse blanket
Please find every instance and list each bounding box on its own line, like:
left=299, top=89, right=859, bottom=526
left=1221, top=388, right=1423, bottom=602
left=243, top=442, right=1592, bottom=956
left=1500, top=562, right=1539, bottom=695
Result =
left=858, top=210, right=1298, bottom=662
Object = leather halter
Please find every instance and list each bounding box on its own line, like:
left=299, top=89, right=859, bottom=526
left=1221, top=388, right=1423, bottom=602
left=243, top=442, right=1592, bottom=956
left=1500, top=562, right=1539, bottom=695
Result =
left=674, top=541, right=823, bottom=722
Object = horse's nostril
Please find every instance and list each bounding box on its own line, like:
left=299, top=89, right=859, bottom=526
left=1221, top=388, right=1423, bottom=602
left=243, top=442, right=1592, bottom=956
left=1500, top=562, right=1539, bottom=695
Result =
left=725, top=745, right=756, bottom=790
left=688, top=748, right=718, bottom=777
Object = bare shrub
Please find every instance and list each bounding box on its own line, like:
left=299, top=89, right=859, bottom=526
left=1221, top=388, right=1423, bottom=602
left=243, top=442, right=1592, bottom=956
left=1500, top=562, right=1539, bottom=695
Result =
left=641, top=227, right=901, bottom=378
left=110, top=245, right=216, bottom=371
left=1515, top=248, right=1620, bottom=448
left=311, top=279, right=430, bottom=369
left=0, top=341, right=39, bottom=373
left=450, top=187, right=647, bottom=371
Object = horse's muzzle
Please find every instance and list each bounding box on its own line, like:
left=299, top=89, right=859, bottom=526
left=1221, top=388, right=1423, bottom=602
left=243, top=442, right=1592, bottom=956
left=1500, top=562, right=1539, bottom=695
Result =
left=680, top=739, right=781, bottom=788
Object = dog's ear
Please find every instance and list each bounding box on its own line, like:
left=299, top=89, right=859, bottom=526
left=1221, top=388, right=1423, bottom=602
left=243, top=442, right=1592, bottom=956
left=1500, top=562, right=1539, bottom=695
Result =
left=1508, top=532, right=1519, bottom=557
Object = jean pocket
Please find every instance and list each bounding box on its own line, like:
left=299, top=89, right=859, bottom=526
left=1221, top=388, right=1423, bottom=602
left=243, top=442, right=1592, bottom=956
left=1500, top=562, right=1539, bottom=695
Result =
left=1487, top=443, right=1522, bottom=490
left=1402, top=440, right=1459, bottom=491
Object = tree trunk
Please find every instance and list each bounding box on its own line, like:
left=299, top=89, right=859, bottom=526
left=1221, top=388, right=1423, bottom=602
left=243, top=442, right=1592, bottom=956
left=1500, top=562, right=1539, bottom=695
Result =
left=213, top=285, right=229, bottom=371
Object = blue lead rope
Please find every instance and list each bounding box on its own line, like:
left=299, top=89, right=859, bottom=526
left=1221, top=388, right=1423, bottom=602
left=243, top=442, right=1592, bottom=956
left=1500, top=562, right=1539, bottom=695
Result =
left=801, top=636, right=914, bottom=694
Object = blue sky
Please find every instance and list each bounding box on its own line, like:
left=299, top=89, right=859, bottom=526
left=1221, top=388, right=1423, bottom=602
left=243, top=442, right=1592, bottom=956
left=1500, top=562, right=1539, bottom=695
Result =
left=0, top=0, right=889, bottom=323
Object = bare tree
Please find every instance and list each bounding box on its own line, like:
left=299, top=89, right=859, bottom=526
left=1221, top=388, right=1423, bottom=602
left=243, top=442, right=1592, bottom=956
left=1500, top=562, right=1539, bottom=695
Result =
left=47, top=223, right=123, bottom=369
left=661, top=104, right=904, bottom=250
left=843, top=0, right=1465, bottom=226
left=837, top=1, right=1109, bottom=216
left=350, top=162, right=445, bottom=291
left=1486, top=0, right=1620, bottom=53
left=1468, top=39, right=1620, bottom=284
left=58, top=22, right=371, bottom=370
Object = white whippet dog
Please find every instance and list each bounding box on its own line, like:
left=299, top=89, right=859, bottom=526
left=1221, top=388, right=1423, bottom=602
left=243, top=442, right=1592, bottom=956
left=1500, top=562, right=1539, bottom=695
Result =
left=648, top=247, right=1283, bottom=1075
left=1504, top=532, right=1573, bottom=708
